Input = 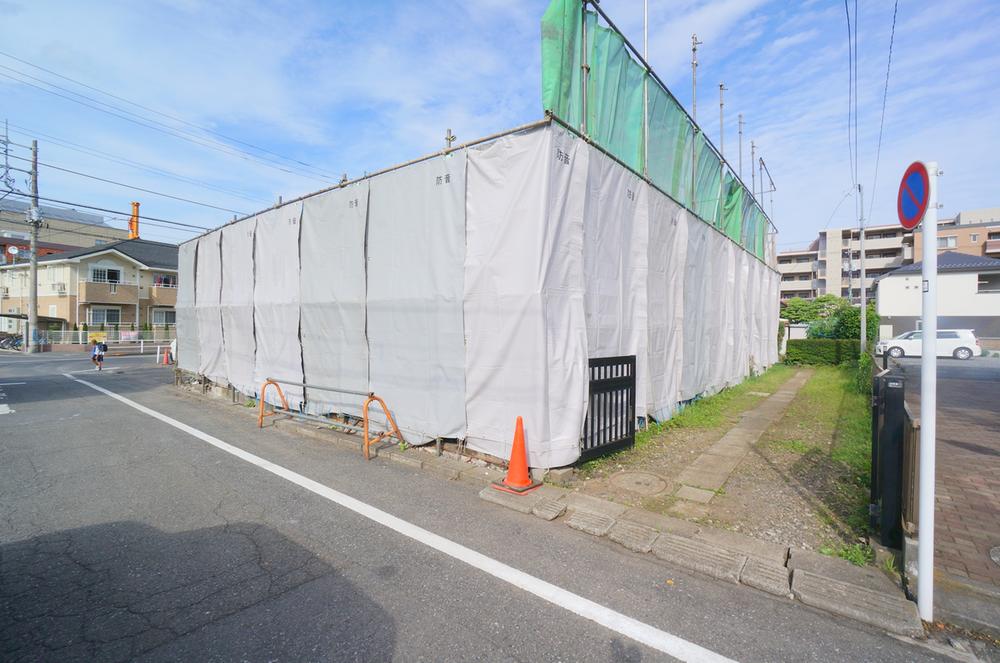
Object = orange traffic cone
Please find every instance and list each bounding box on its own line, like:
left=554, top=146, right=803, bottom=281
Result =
left=161, top=348, right=171, bottom=366
left=492, top=416, right=541, bottom=495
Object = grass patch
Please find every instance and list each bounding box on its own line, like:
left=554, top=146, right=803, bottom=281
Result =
left=641, top=365, right=794, bottom=438
left=820, top=542, right=875, bottom=567
left=767, top=438, right=812, bottom=454
left=761, top=365, right=873, bottom=544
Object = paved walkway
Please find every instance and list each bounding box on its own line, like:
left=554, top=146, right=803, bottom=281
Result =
left=899, top=357, right=1000, bottom=589
left=673, top=369, right=812, bottom=503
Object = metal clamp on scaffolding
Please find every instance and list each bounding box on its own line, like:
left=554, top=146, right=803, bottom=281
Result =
left=256, top=378, right=405, bottom=460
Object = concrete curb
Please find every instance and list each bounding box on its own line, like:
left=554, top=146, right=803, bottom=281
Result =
left=474, top=481, right=926, bottom=638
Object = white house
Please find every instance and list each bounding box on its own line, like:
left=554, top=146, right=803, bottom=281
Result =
left=875, top=251, right=1000, bottom=345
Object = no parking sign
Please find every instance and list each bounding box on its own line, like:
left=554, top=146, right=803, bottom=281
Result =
left=897, top=161, right=929, bottom=229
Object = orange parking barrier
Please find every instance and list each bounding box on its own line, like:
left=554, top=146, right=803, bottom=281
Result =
left=255, top=377, right=404, bottom=460
left=257, top=379, right=290, bottom=428
left=362, top=393, right=405, bottom=460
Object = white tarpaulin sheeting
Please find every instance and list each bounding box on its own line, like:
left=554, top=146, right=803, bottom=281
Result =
left=465, top=125, right=589, bottom=467
left=367, top=154, right=467, bottom=442
left=253, top=204, right=304, bottom=409
left=180, top=122, right=780, bottom=467
left=645, top=189, right=687, bottom=419
left=300, top=181, right=370, bottom=417
left=195, top=231, right=226, bottom=383
left=176, top=240, right=200, bottom=373
left=220, top=219, right=257, bottom=396
left=582, top=150, right=649, bottom=414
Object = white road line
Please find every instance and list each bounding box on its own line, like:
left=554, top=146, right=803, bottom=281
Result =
left=0, top=404, right=13, bottom=414
left=0, top=382, right=26, bottom=386
left=63, top=373, right=735, bottom=663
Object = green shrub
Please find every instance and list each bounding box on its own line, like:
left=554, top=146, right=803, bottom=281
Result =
left=784, top=339, right=860, bottom=365
left=855, top=353, right=874, bottom=395
left=807, top=317, right=838, bottom=339
left=834, top=302, right=879, bottom=341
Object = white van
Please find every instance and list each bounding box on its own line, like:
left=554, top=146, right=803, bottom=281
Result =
left=875, top=329, right=980, bottom=360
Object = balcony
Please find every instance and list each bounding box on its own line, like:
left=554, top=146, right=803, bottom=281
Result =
left=148, top=284, right=177, bottom=307
left=986, top=239, right=1000, bottom=255
left=78, top=278, right=138, bottom=304
left=780, top=279, right=813, bottom=292
left=847, top=236, right=903, bottom=251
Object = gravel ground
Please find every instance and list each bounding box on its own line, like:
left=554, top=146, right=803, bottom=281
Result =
left=572, top=367, right=866, bottom=552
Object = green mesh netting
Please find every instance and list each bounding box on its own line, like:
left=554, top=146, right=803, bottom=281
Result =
left=541, top=0, right=770, bottom=258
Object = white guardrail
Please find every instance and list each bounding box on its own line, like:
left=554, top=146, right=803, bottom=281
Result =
left=43, top=328, right=177, bottom=346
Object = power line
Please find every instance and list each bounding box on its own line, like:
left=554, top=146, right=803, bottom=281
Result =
left=0, top=69, right=336, bottom=185
left=868, top=0, right=898, bottom=221
left=5, top=122, right=269, bottom=205
left=5, top=153, right=245, bottom=214
left=0, top=51, right=337, bottom=177
left=844, top=0, right=855, bottom=188
left=1, top=216, right=183, bottom=244
left=0, top=189, right=211, bottom=230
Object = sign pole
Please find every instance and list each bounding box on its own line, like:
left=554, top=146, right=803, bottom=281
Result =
left=917, top=161, right=939, bottom=622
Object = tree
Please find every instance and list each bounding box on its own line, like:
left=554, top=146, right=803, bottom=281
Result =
left=782, top=297, right=818, bottom=323
left=833, top=302, right=879, bottom=343
left=813, top=294, right=848, bottom=319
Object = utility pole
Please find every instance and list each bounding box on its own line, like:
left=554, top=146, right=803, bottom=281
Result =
left=738, top=114, right=744, bottom=180
left=859, top=183, right=867, bottom=350
left=750, top=140, right=756, bottom=202
left=718, top=83, right=727, bottom=220
left=642, top=0, right=648, bottom=178
left=445, top=129, right=456, bottom=150
left=25, top=139, right=39, bottom=353
left=718, top=84, right=726, bottom=158
left=691, top=33, right=702, bottom=212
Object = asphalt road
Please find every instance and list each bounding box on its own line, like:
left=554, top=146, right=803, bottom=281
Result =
left=0, top=351, right=954, bottom=662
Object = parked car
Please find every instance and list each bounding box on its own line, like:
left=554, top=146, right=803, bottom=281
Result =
left=875, top=329, right=980, bottom=360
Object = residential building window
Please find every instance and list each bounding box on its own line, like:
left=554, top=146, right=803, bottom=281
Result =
left=90, top=267, right=121, bottom=283
left=48, top=305, right=57, bottom=317
left=151, top=309, right=176, bottom=325
left=937, top=236, right=957, bottom=249
left=89, top=307, right=121, bottom=325
left=153, top=274, right=177, bottom=287
left=970, top=234, right=978, bottom=243
left=978, top=273, right=1000, bottom=293
left=989, top=231, right=1000, bottom=240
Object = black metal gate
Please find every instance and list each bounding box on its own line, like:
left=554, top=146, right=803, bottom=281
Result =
left=580, top=355, right=636, bottom=462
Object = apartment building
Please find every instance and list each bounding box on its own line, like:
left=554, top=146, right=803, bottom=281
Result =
left=778, top=223, right=906, bottom=302
left=908, top=206, right=1000, bottom=259
left=0, top=238, right=177, bottom=334
left=0, top=199, right=129, bottom=249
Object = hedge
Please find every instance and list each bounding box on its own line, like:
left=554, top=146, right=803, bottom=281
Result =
left=784, top=339, right=860, bottom=365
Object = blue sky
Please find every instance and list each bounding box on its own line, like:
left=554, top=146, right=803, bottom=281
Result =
left=0, top=0, right=997, bottom=249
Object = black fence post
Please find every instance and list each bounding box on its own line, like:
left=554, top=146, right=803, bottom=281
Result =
left=870, top=375, right=883, bottom=531
left=878, top=375, right=906, bottom=549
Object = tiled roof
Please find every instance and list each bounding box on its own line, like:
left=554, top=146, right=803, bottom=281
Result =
left=888, top=251, right=1000, bottom=274
left=36, top=238, right=178, bottom=269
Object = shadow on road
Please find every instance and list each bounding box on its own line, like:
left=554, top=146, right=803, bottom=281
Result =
left=1, top=521, right=396, bottom=661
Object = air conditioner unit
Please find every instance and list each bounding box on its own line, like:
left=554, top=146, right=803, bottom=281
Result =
left=54, top=282, right=66, bottom=292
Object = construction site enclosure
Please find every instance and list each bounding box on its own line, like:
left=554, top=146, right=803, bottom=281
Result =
left=177, top=121, right=780, bottom=468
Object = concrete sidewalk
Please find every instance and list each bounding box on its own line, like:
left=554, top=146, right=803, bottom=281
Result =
left=672, top=370, right=811, bottom=504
